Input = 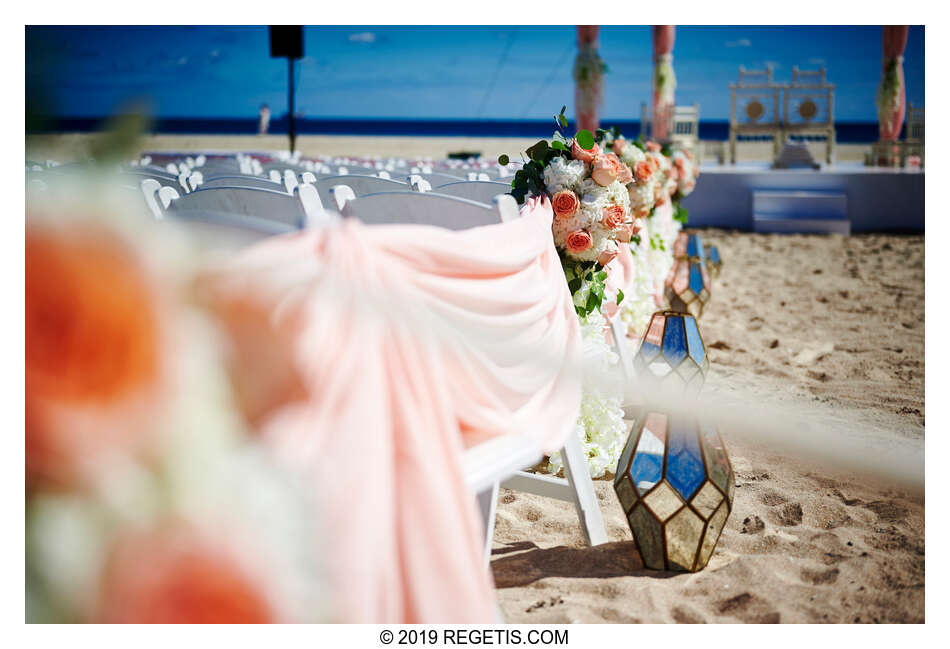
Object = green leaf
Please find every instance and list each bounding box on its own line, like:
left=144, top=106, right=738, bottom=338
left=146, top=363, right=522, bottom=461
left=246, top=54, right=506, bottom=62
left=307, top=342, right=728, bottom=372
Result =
left=586, top=291, right=601, bottom=314
left=498, top=154, right=509, bottom=166
left=616, top=289, right=624, bottom=305
left=551, top=140, right=568, bottom=151
left=524, top=140, right=549, bottom=162
left=575, top=129, right=595, bottom=151
left=568, top=278, right=583, bottom=293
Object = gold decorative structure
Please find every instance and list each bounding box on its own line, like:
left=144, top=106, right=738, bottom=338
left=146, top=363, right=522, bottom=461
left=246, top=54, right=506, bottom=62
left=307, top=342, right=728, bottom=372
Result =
left=614, top=411, right=735, bottom=571
left=633, top=310, right=709, bottom=395
left=705, top=244, right=722, bottom=278
left=664, top=232, right=711, bottom=318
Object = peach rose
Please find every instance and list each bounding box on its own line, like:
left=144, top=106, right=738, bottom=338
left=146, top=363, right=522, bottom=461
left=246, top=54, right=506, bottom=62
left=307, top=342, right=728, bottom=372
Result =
left=551, top=190, right=579, bottom=219
left=591, top=155, right=618, bottom=186
left=26, top=223, right=163, bottom=489
left=565, top=230, right=593, bottom=254
left=601, top=204, right=628, bottom=231
left=571, top=138, right=601, bottom=163
left=654, top=183, right=668, bottom=205
left=598, top=249, right=618, bottom=266
left=636, top=205, right=651, bottom=219
left=635, top=160, right=653, bottom=182
left=674, top=157, right=686, bottom=170
left=611, top=138, right=627, bottom=156
left=616, top=225, right=632, bottom=243
left=646, top=141, right=661, bottom=153
left=96, top=524, right=274, bottom=623
left=669, top=166, right=681, bottom=181
left=608, top=153, right=634, bottom=184
left=685, top=150, right=695, bottom=162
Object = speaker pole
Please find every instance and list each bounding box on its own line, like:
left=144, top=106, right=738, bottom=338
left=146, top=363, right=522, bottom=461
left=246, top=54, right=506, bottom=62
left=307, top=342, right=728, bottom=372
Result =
left=288, top=57, right=296, bottom=154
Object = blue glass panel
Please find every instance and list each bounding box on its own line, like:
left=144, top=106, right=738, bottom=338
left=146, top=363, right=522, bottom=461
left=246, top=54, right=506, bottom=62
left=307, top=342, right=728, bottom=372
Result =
left=689, top=262, right=705, bottom=295
left=684, top=316, right=705, bottom=366
left=708, top=246, right=720, bottom=264
left=630, top=417, right=667, bottom=495
left=687, top=234, right=705, bottom=261
left=638, top=340, right=661, bottom=362
left=662, top=315, right=687, bottom=366
left=665, top=420, right=706, bottom=500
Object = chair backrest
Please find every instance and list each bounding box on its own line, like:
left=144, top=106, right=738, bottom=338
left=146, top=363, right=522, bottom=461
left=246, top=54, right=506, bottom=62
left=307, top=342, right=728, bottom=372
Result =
left=141, top=178, right=181, bottom=219
left=407, top=175, right=433, bottom=192
left=415, top=172, right=468, bottom=186
left=201, top=175, right=286, bottom=191
left=671, top=104, right=700, bottom=143
left=312, top=175, right=408, bottom=211
left=339, top=191, right=519, bottom=230
left=906, top=104, right=925, bottom=143
left=167, top=185, right=309, bottom=228
left=434, top=181, right=512, bottom=204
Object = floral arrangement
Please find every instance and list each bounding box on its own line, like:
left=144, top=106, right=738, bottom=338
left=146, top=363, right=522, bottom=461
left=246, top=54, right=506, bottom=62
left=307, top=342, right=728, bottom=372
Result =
left=500, top=108, right=639, bottom=319
left=25, top=178, right=328, bottom=623
left=546, top=310, right=626, bottom=479
left=499, top=111, right=653, bottom=476
left=877, top=56, right=903, bottom=129
left=501, top=115, right=705, bottom=479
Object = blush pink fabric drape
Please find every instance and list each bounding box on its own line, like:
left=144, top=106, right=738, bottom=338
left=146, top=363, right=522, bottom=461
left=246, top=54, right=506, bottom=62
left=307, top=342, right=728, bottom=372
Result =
left=652, top=25, right=676, bottom=142
left=205, top=196, right=582, bottom=623
left=880, top=25, right=910, bottom=141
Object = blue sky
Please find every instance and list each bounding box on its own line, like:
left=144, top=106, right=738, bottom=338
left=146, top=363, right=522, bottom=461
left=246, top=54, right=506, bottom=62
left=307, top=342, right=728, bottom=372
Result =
left=26, top=25, right=925, bottom=122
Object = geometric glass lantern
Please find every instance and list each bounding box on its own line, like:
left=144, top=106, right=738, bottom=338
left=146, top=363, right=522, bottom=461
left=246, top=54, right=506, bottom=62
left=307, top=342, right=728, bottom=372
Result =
left=705, top=244, right=722, bottom=278
left=672, top=230, right=706, bottom=263
left=633, top=310, right=709, bottom=395
left=664, top=256, right=711, bottom=319
left=613, top=411, right=735, bottom=571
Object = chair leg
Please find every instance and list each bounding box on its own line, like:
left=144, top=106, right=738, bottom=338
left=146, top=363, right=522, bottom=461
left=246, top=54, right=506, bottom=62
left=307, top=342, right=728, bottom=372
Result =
left=560, top=434, right=608, bottom=546
left=476, top=481, right=500, bottom=567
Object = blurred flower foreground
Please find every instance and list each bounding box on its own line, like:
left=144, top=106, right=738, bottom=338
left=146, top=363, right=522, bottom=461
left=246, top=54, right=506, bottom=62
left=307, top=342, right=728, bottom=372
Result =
left=25, top=174, right=328, bottom=623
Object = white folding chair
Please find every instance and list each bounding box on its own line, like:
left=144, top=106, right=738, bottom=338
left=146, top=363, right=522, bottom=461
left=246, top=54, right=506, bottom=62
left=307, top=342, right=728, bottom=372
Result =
left=312, top=175, right=409, bottom=213
left=338, top=191, right=519, bottom=228
left=433, top=181, right=512, bottom=204
left=166, top=185, right=317, bottom=229
left=201, top=175, right=284, bottom=190
left=336, top=188, right=605, bottom=555
left=140, top=178, right=181, bottom=220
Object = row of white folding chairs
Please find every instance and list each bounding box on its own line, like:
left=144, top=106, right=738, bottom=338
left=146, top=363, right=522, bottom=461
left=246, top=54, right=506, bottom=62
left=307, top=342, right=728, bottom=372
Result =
left=159, top=180, right=612, bottom=556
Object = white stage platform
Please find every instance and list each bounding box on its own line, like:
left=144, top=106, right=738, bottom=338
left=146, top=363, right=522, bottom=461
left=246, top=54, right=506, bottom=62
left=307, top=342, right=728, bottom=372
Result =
left=682, top=163, right=924, bottom=232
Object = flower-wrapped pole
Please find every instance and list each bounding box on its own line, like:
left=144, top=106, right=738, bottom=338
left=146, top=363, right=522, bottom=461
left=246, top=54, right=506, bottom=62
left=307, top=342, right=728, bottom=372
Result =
left=575, top=26, right=605, bottom=133
left=878, top=25, right=909, bottom=142
left=652, top=26, right=676, bottom=142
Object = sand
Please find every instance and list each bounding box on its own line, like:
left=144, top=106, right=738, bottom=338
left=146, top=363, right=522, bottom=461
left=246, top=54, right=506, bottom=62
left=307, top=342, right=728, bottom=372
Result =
left=492, top=230, right=924, bottom=623
left=25, top=133, right=869, bottom=165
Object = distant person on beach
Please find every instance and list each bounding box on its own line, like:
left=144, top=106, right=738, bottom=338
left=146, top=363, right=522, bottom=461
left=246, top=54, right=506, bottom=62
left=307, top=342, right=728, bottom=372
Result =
left=258, top=104, right=270, bottom=135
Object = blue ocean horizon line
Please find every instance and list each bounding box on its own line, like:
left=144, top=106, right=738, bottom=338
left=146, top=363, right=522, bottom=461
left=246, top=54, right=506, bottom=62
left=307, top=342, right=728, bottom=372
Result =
left=31, top=116, right=888, bottom=143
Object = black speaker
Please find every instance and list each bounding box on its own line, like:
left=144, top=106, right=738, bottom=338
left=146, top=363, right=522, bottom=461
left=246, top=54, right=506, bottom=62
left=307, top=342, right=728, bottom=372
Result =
left=269, top=26, right=303, bottom=59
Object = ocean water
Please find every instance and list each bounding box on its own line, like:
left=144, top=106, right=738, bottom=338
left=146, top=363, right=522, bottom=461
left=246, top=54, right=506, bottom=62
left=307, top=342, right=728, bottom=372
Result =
left=32, top=117, right=889, bottom=143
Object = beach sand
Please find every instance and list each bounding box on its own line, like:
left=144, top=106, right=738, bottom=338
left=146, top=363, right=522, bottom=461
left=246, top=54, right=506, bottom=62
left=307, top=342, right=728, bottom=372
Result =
left=492, top=230, right=924, bottom=623
left=25, top=133, right=869, bottom=165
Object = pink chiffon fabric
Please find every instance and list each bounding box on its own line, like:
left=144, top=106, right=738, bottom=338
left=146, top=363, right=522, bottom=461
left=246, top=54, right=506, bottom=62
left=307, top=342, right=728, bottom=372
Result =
left=205, top=196, right=582, bottom=623
left=575, top=25, right=601, bottom=133
left=880, top=25, right=909, bottom=141
left=652, top=25, right=676, bottom=142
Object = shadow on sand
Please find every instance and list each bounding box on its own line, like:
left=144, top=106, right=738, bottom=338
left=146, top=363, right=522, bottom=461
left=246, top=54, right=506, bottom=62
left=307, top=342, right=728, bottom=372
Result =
left=490, top=540, right=679, bottom=588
